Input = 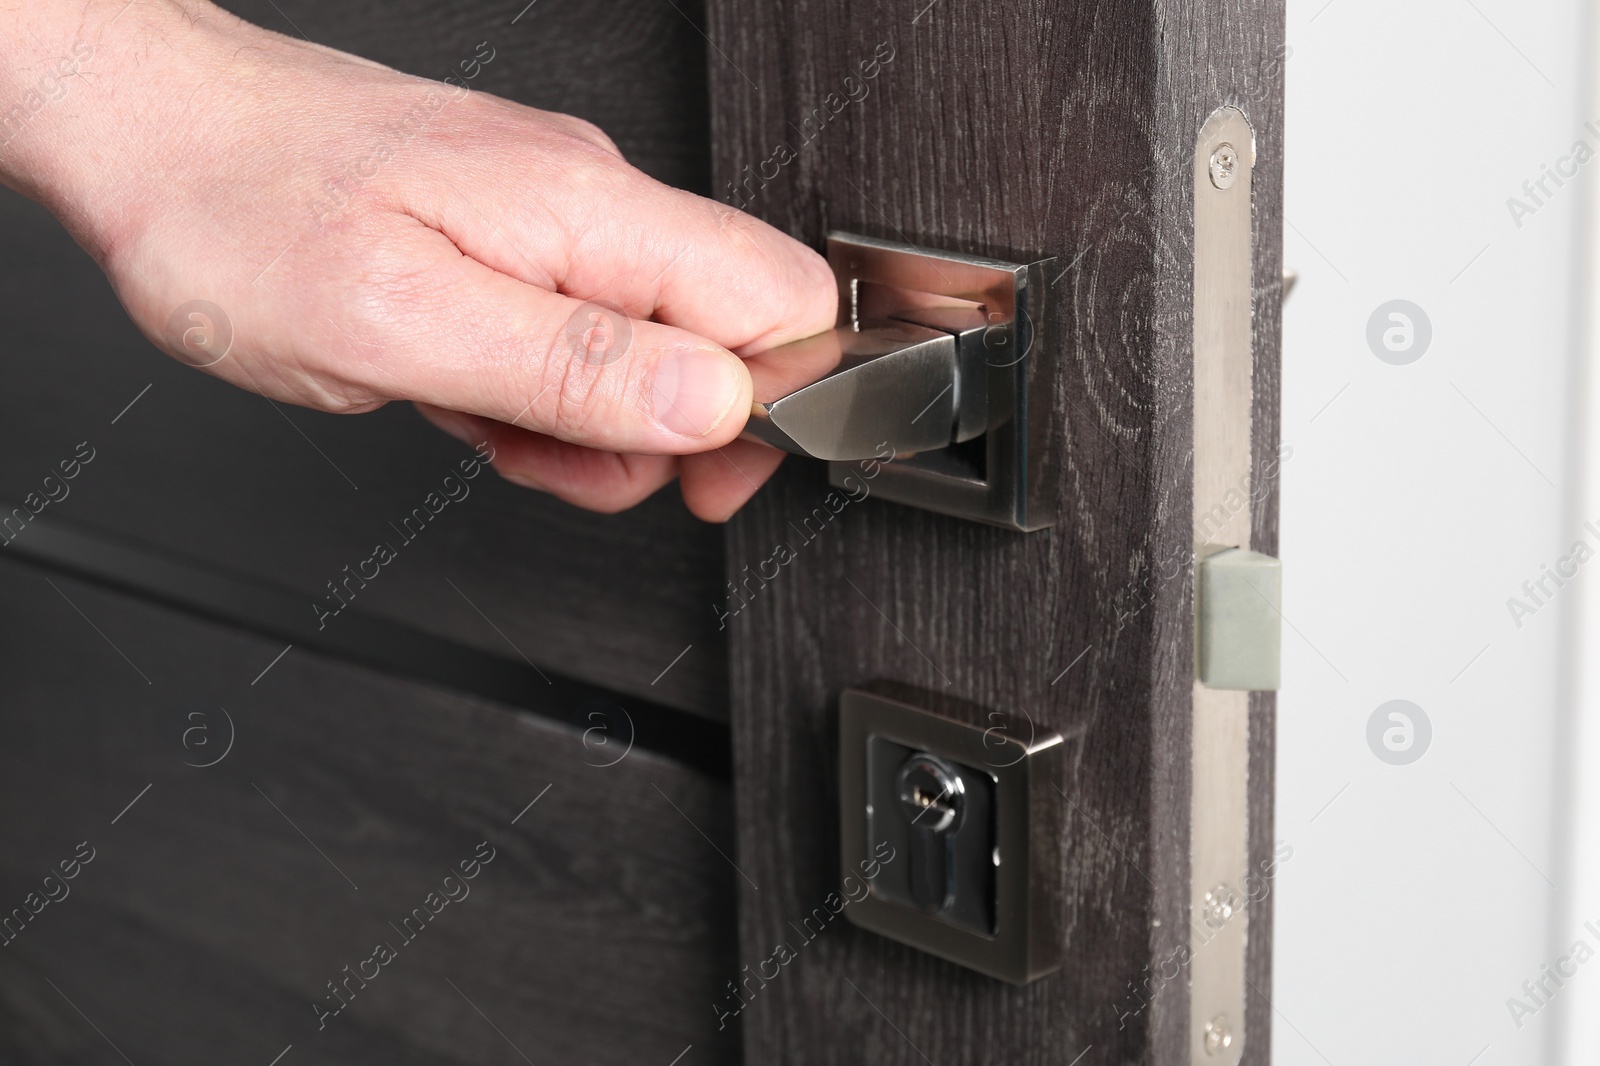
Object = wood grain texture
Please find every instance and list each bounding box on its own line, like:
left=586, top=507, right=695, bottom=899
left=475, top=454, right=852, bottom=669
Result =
left=0, top=0, right=726, bottom=717
left=224, top=0, right=714, bottom=194
left=706, top=0, right=1283, bottom=1062
left=0, top=553, right=739, bottom=1065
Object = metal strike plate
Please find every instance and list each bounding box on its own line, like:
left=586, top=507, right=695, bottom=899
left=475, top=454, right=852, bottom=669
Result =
left=740, top=233, right=1056, bottom=531
left=1189, top=105, right=1267, bottom=1066
left=839, top=686, right=1064, bottom=985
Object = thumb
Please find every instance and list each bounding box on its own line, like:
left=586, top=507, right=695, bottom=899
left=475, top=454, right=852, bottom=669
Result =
left=371, top=242, right=754, bottom=454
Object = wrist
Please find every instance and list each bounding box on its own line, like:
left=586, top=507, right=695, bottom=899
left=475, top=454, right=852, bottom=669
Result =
left=0, top=0, right=238, bottom=261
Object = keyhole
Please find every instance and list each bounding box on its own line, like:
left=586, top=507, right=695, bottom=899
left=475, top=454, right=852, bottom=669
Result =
left=864, top=734, right=999, bottom=936
left=895, top=753, right=966, bottom=914
left=897, top=753, right=964, bottom=834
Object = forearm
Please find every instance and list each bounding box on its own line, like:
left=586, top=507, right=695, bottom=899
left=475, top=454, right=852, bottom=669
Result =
left=0, top=1, right=253, bottom=258
left=0, top=1, right=834, bottom=519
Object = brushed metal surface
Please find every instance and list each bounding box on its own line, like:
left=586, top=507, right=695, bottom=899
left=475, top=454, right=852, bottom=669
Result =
left=1189, top=105, right=1256, bottom=1066
left=736, top=233, right=1052, bottom=529
left=741, top=322, right=957, bottom=460
left=825, top=234, right=1053, bottom=532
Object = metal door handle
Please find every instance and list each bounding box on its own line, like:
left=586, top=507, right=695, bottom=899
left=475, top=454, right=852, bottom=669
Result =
left=740, top=322, right=957, bottom=460
left=738, top=234, right=1018, bottom=462
left=735, top=233, right=1053, bottom=532
left=740, top=310, right=997, bottom=461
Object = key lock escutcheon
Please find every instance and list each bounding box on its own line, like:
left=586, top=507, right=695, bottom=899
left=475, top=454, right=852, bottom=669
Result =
left=736, top=234, right=1052, bottom=531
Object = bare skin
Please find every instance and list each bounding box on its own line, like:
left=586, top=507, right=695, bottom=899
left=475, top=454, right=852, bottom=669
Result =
left=0, top=0, right=833, bottom=519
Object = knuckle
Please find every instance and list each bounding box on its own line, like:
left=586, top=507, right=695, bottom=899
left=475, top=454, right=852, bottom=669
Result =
left=561, top=116, right=622, bottom=157
left=240, top=361, right=388, bottom=417
left=265, top=351, right=392, bottom=415
left=714, top=212, right=836, bottom=334
left=305, top=390, right=388, bottom=416
left=708, top=203, right=770, bottom=251
left=542, top=343, right=621, bottom=439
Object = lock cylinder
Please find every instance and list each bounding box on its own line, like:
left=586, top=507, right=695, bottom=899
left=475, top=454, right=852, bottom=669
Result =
left=897, top=752, right=966, bottom=911
left=867, top=739, right=997, bottom=936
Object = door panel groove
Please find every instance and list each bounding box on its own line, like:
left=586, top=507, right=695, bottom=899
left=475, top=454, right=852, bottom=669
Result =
left=1, top=507, right=731, bottom=779
left=0, top=555, right=739, bottom=1065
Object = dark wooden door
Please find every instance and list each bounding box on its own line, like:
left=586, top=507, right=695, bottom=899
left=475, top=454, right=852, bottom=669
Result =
left=0, top=1, right=739, bottom=1063
left=0, top=0, right=1283, bottom=1063
left=706, top=1, right=1284, bottom=1063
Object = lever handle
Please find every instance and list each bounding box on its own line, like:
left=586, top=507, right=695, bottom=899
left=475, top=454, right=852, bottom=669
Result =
left=740, top=321, right=959, bottom=461
left=739, top=233, right=1048, bottom=531
left=738, top=301, right=1000, bottom=461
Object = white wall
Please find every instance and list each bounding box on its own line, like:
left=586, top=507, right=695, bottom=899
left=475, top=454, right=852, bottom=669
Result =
left=1275, top=0, right=1589, bottom=1063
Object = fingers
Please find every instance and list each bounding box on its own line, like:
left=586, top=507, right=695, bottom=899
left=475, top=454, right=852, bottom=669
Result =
left=600, top=192, right=839, bottom=355
left=414, top=403, right=679, bottom=513
left=390, top=212, right=805, bottom=517
left=363, top=229, right=754, bottom=455
left=418, top=396, right=784, bottom=520
left=679, top=440, right=787, bottom=523
left=402, top=103, right=838, bottom=355
left=416, top=399, right=785, bottom=519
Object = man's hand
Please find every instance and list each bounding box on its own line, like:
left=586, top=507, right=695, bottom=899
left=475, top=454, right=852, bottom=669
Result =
left=0, top=1, right=833, bottom=519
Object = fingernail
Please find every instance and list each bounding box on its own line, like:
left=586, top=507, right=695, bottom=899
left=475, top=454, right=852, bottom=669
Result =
left=652, top=347, right=743, bottom=438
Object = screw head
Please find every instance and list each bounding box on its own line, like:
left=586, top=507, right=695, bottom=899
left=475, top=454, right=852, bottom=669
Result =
left=1203, top=1014, right=1234, bottom=1056
left=1209, top=143, right=1239, bottom=190
left=1201, top=883, right=1241, bottom=929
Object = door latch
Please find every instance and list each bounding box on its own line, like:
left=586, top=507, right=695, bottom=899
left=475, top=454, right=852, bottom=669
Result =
left=739, top=234, right=1056, bottom=532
